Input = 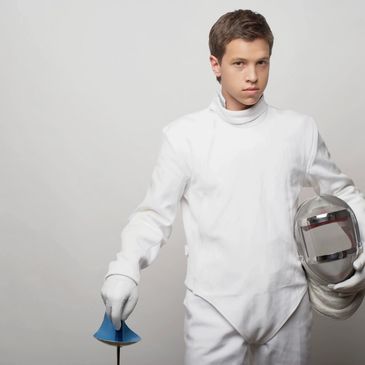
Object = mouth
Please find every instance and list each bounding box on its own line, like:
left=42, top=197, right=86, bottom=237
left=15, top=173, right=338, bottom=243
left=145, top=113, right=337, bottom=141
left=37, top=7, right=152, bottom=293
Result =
left=243, top=88, right=260, bottom=94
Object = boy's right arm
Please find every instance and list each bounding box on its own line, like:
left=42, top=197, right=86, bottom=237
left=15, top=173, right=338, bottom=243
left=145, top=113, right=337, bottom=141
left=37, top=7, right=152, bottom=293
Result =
left=101, top=124, right=190, bottom=329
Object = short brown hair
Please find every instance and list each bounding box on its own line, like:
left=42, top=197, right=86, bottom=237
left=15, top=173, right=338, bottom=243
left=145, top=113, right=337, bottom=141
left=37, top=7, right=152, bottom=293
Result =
left=209, top=9, right=274, bottom=82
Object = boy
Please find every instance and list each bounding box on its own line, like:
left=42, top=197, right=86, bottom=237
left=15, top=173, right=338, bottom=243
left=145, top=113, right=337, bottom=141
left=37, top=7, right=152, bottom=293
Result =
left=101, top=9, right=365, bottom=364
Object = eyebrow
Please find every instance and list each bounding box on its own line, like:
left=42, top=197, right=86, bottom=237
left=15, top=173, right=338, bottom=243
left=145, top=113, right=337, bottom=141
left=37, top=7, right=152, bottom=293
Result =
left=232, top=57, right=270, bottom=61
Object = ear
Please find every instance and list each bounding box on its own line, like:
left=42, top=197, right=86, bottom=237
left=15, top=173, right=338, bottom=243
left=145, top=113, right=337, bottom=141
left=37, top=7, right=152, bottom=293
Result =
left=209, top=55, right=221, bottom=78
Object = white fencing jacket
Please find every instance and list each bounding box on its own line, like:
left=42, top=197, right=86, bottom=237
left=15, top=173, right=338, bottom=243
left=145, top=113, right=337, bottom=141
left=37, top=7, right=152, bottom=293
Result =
left=106, top=87, right=365, bottom=343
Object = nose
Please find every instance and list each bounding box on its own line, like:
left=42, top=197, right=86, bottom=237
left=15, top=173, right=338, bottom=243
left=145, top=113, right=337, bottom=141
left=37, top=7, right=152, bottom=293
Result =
left=246, top=65, right=258, bottom=83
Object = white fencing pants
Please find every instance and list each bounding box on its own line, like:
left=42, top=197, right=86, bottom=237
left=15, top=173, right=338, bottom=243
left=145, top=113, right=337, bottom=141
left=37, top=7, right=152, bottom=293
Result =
left=183, top=288, right=313, bottom=365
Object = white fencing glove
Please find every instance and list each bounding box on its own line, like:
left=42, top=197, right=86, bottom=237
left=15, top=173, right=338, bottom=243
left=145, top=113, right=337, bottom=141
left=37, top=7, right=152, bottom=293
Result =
left=101, top=274, right=139, bottom=330
left=328, top=251, right=365, bottom=295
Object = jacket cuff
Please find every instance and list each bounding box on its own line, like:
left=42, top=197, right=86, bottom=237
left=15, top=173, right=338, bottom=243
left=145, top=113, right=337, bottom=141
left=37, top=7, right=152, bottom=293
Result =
left=105, top=258, right=141, bottom=285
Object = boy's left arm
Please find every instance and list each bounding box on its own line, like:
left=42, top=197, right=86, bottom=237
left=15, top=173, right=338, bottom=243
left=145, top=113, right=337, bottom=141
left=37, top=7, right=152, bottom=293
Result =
left=304, top=119, right=365, bottom=295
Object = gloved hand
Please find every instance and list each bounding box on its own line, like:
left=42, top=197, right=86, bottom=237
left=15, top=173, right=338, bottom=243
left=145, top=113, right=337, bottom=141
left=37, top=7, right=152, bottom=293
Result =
left=101, top=274, right=139, bottom=330
left=328, top=251, right=365, bottom=295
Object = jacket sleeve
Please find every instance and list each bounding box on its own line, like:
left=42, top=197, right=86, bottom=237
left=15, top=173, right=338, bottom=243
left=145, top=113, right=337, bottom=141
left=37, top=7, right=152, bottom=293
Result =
left=303, top=119, right=365, bottom=245
left=105, top=124, right=190, bottom=284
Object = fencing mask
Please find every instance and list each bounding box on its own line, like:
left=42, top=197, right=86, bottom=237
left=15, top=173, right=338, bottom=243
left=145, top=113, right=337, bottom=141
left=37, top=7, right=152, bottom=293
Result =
left=294, top=194, right=364, bottom=319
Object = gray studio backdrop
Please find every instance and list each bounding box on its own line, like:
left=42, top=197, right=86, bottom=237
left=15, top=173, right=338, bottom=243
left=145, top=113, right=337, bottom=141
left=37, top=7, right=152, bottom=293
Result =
left=1, top=1, right=364, bottom=364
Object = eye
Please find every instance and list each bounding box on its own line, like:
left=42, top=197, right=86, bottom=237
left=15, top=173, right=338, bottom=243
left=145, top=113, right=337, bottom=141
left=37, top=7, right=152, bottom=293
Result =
left=258, top=60, right=268, bottom=65
left=233, top=61, right=244, bottom=66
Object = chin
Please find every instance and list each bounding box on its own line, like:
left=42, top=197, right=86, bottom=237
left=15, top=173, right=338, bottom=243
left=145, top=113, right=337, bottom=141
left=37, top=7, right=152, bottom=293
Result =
left=240, top=98, right=258, bottom=106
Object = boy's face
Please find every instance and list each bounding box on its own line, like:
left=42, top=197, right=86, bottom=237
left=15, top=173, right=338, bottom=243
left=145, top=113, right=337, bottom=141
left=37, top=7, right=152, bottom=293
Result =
left=210, top=38, right=270, bottom=111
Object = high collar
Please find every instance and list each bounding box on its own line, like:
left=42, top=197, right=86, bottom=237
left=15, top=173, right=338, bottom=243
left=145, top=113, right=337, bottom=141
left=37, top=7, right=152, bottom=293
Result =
left=209, top=86, right=268, bottom=126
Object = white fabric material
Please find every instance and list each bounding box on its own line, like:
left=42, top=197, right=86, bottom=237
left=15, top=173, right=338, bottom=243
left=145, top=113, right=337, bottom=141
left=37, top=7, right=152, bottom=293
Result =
left=106, top=85, right=365, bottom=341
left=183, top=287, right=313, bottom=365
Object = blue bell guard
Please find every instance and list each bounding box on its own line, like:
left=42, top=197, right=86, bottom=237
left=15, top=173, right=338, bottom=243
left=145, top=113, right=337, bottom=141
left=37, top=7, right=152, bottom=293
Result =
left=94, top=312, right=141, bottom=346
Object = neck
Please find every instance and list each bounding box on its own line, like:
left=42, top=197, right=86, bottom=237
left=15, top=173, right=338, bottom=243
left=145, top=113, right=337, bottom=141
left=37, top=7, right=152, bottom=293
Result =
left=208, top=86, right=268, bottom=126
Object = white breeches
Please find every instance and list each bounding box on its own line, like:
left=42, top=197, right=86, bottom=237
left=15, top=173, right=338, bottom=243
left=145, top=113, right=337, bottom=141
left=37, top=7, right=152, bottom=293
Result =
left=183, top=288, right=313, bottom=365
